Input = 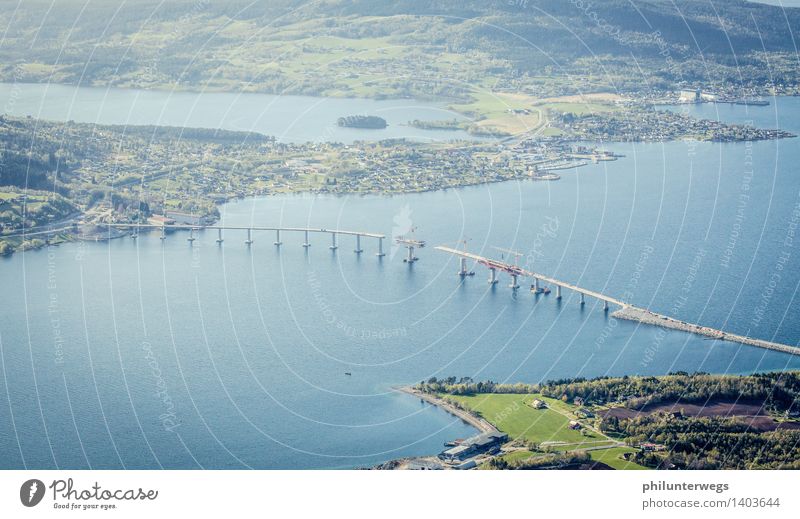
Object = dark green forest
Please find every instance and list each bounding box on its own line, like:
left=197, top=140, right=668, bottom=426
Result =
left=417, top=372, right=800, bottom=413
left=418, top=372, right=800, bottom=469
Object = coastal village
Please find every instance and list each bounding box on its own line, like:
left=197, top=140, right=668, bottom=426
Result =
left=0, top=87, right=794, bottom=255
left=0, top=115, right=614, bottom=253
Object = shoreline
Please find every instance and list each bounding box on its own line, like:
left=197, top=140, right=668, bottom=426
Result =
left=0, top=80, right=461, bottom=104
left=395, top=386, right=497, bottom=434
left=367, top=386, right=497, bottom=469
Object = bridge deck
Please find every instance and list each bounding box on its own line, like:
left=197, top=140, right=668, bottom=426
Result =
left=435, top=245, right=626, bottom=306
left=435, top=245, right=800, bottom=356
left=104, top=223, right=385, bottom=238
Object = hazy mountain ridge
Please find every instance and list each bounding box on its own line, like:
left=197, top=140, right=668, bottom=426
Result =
left=0, top=0, right=798, bottom=96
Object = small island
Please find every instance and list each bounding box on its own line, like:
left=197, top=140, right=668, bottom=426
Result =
left=337, top=115, right=387, bottom=129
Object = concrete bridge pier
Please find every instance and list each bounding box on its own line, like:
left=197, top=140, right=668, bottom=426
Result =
left=160, top=226, right=166, bottom=240
left=406, top=245, right=415, bottom=263
left=330, top=233, right=338, bottom=250
left=274, top=229, right=282, bottom=246
left=245, top=228, right=253, bottom=245
left=580, top=293, right=585, bottom=306
left=509, top=273, right=520, bottom=290
left=354, top=234, right=363, bottom=253
left=459, top=257, right=467, bottom=276
left=187, top=228, right=195, bottom=243
left=533, top=277, right=540, bottom=293
left=216, top=228, right=223, bottom=244
left=376, top=237, right=385, bottom=257
left=488, top=267, right=498, bottom=284
left=556, top=285, right=562, bottom=299
left=302, top=230, right=311, bottom=248
left=603, top=300, right=609, bottom=312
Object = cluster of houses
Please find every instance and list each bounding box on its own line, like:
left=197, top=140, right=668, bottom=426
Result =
left=558, top=107, right=791, bottom=142
left=311, top=144, right=535, bottom=193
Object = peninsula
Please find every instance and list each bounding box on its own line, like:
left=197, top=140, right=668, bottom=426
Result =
left=382, top=373, right=800, bottom=470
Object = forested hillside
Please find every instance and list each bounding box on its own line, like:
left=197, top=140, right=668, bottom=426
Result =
left=1, top=0, right=798, bottom=97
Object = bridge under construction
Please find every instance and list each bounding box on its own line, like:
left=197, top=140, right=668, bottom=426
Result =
left=435, top=245, right=800, bottom=357
left=12, top=222, right=798, bottom=356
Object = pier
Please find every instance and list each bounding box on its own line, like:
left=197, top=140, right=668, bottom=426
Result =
left=435, top=245, right=800, bottom=356
left=612, top=306, right=800, bottom=356
left=395, top=235, right=425, bottom=263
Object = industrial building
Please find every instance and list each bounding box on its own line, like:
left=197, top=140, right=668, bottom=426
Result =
left=439, top=431, right=508, bottom=461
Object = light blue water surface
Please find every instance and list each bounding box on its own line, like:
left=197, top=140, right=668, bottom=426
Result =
left=1, top=91, right=799, bottom=469
left=0, top=82, right=477, bottom=143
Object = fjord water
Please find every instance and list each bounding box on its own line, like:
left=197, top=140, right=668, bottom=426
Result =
left=0, top=83, right=476, bottom=143
left=2, top=94, right=800, bottom=469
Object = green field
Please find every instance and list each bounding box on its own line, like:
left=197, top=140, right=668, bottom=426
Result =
left=448, top=91, right=545, bottom=136
left=539, top=101, right=619, bottom=116
left=444, top=393, right=603, bottom=446
left=499, top=450, right=535, bottom=462
left=588, top=447, right=649, bottom=470
left=445, top=392, right=650, bottom=470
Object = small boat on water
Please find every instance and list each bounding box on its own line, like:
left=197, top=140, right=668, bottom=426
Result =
left=344, top=372, right=352, bottom=376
